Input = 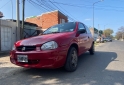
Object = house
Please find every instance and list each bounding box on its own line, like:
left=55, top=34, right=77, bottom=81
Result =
left=0, top=11, right=4, bottom=18
left=90, top=28, right=99, bottom=40
left=0, top=19, right=38, bottom=52
left=25, top=10, right=68, bottom=31
left=11, top=20, right=39, bottom=39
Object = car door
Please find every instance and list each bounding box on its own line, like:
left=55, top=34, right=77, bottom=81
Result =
left=83, top=24, right=93, bottom=50
left=78, top=23, right=89, bottom=54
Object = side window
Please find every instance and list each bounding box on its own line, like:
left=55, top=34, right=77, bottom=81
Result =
left=84, top=24, right=91, bottom=34
left=78, top=23, right=86, bottom=31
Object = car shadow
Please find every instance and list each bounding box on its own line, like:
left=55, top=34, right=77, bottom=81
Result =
left=0, top=52, right=9, bottom=58
left=0, top=51, right=124, bottom=85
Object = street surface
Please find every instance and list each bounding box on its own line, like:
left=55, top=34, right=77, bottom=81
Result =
left=0, top=40, right=124, bottom=85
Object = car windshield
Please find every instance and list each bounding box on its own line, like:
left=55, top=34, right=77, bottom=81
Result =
left=43, top=22, right=76, bottom=34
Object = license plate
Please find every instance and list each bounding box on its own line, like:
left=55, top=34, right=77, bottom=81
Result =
left=17, top=55, right=28, bottom=62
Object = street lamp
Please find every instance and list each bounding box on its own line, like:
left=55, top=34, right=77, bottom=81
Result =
left=93, top=0, right=103, bottom=38
left=104, top=24, right=108, bottom=30
left=104, top=24, right=108, bottom=37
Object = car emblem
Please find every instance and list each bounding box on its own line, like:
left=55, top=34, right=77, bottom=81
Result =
left=22, top=47, right=26, bottom=51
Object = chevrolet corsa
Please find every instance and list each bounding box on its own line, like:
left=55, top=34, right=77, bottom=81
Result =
left=10, top=22, right=94, bottom=72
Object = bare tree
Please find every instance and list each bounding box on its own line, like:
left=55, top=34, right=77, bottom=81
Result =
left=115, top=26, right=124, bottom=40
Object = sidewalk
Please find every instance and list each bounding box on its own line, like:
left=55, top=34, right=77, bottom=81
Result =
left=0, top=52, right=20, bottom=80
left=0, top=51, right=10, bottom=57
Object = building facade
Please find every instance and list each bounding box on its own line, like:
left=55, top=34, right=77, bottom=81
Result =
left=25, top=10, right=68, bottom=30
left=90, top=28, right=99, bottom=40
left=0, top=19, right=38, bottom=52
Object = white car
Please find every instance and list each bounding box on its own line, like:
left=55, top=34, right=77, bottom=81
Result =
left=104, top=38, right=112, bottom=42
left=96, top=37, right=104, bottom=43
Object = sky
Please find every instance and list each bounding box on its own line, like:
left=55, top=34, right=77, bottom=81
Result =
left=0, top=0, right=124, bottom=36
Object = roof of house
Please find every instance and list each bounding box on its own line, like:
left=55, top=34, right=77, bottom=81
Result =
left=25, top=10, right=67, bottom=19
left=6, top=19, right=38, bottom=26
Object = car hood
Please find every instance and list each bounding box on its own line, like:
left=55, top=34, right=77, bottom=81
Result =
left=15, top=32, right=74, bottom=46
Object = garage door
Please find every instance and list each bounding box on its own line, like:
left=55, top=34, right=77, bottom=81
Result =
left=1, top=26, right=12, bottom=51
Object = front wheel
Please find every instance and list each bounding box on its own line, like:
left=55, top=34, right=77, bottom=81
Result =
left=89, top=43, right=95, bottom=55
left=64, top=47, right=78, bottom=72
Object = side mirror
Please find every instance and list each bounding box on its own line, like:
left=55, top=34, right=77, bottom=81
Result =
left=78, top=29, right=86, bottom=34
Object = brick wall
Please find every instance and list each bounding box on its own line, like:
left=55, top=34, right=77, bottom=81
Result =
left=58, top=11, right=68, bottom=23
left=25, top=10, right=68, bottom=30
left=41, top=11, right=58, bottom=29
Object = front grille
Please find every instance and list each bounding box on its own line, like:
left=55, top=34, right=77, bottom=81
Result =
left=17, top=46, right=36, bottom=52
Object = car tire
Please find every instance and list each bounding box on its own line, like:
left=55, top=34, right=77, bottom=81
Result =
left=89, top=43, right=95, bottom=55
left=64, top=47, right=78, bottom=72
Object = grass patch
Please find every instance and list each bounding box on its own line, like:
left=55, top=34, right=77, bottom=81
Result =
left=94, top=42, right=99, bottom=46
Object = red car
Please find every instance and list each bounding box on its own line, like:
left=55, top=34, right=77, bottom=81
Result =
left=10, top=22, right=94, bottom=72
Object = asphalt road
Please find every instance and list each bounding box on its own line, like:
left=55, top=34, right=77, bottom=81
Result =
left=0, top=40, right=124, bottom=85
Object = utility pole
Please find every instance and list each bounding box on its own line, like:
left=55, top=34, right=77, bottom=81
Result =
left=11, top=0, right=13, bottom=21
left=22, top=0, right=25, bottom=39
left=93, top=0, right=103, bottom=38
left=122, top=32, right=124, bottom=41
left=16, top=0, right=20, bottom=40
left=98, top=24, right=99, bottom=37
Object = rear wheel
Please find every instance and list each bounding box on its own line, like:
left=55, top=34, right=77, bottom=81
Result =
left=64, top=47, right=78, bottom=72
left=89, top=43, right=95, bottom=55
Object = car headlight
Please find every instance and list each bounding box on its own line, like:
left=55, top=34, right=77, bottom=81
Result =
left=12, top=45, right=16, bottom=50
left=41, top=41, right=58, bottom=50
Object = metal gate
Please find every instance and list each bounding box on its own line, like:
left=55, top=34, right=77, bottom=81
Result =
left=23, top=28, right=40, bottom=39
left=1, top=26, right=12, bottom=51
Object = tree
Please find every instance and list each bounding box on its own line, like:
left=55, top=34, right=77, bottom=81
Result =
left=94, top=28, right=98, bottom=33
left=99, top=30, right=103, bottom=34
left=98, top=30, right=103, bottom=36
left=115, top=26, right=124, bottom=40
left=119, top=26, right=124, bottom=32
left=103, top=28, right=113, bottom=37
left=115, top=31, right=122, bottom=40
left=109, top=35, right=114, bottom=39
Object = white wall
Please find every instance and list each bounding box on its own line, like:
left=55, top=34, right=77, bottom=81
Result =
left=0, top=19, right=18, bottom=51
left=94, top=33, right=98, bottom=41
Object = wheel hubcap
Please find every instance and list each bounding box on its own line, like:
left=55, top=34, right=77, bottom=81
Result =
left=71, top=50, right=77, bottom=67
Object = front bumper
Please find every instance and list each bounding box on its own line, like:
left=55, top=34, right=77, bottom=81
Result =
left=10, top=48, right=68, bottom=68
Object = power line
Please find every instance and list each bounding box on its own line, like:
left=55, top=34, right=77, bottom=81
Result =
left=36, top=0, right=55, bottom=11
left=42, top=1, right=124, bottom=12
left=27, top=0, right=63, bottom=18
left=28, top=0, right=53, bottom=13
left=39, top=0, right=55, bottom=10
left=0, top=0, right=11, bottom=9
left=38, top=0, right=75, bottom=21
left=48, top=0, right=76, bottom=21
left=51, top=0, right=77, bottom=21
left=47, top=1, right=124, bottom=9
left=28, top=0, right=76, bottom=21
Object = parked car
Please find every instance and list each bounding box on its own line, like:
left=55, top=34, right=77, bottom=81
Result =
left=96, top=38, right=100, bottom=43
left=96, top=37, right=104, bottom=43
left=104, top=38, right=112, bottom=42
left=108, top=38, right=112, bottom=42
left=10, top=22, right=94, bottom=72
